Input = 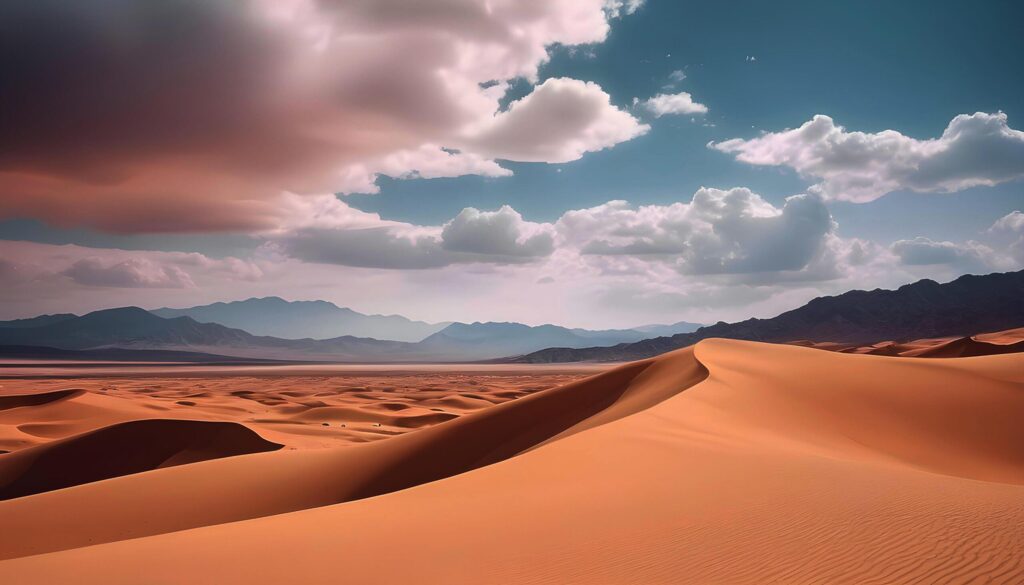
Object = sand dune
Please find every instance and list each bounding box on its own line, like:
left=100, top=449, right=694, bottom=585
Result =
left=1, top=339, right=1023, bottom=583
left=817, top=326, right=1024, bottom=358
left=0, top=419, right=281, bottom=501
left=902, top=335, right=1024, bottom=357
left=0, top=388, right=83, bottom=411
left=0, top=355, right=691, bottom=559
left=0, top=368, right=591, bottom=453
left=976, top=326, right=1024, bottom=344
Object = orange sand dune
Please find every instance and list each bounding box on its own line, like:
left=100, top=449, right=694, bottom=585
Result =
left=976, top=326, right=1024, bottom=344
left=824, top=325, right=1024, bottom=358
left=0, top=419, right=281, bottom=501
left=1, top=340, right=1023, bottom=583
left=0, top=355, right=693, bottom=559
left=0, top=388, right=84, bottom=412
left=0, top=369, right=590, bottom=452
left=901, top=335, right=1024, bottom=357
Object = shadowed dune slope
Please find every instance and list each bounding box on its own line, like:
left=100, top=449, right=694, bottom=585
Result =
left=2, top=340, right=1024, bottom=583
left=904, top=336, right=1024, bottom=357
left=0, top=348, right=705, bottom=560
left=0, top=420, right=283, bottom=501
left=0, top=389, right=83, bottom=412
left=803, top=326, right=1024, bottom=358
left=976, top=326, right=1024, bottom=344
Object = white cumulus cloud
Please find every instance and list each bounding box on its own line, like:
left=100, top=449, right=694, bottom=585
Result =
left=559, top=187, right=833, bottom=276
left=641, top=92, right=709, bottom=117
left=711, top=112, right=1024, bottom=202
left=464, top=78, right=649, bottom=163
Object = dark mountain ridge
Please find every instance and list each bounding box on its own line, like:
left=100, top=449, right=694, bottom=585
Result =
left=0, top=314, right=77, bottom=329
left=515, top=270, right=1024, bottom=363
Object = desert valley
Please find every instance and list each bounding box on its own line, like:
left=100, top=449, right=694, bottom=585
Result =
left=3, top=0, right=1024, bottom=582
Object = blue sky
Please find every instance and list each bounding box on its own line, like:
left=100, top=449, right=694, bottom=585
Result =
left=353, top=0, right=1023, bottom=231
left=1, top=0, right=1022, bottom=327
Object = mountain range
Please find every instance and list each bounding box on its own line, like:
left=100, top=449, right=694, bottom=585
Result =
left=0, top=308, right=699, bottom=362
left=515, top=270, right=1024, bottom=362
left=150, top=297, right=702, bottom=345
left=151, top=297, right=449, bottom=342
left=3, top=270, right=1021, bottom=363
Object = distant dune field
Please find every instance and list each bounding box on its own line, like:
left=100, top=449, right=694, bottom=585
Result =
left=799, top=325, right=1024, bottom=358
left=1, top=337, right=1023, bottom=583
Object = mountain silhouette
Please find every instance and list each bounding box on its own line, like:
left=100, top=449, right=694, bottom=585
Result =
left=515, top=270, right=1024, bottom=362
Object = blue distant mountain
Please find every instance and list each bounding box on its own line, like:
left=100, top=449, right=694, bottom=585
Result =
left=0, top=306, right=684, bottom=362
left=152, top=297, right=449, bottom=342
left=0, top=313, right=77, bottom=329
left=148, top=297, right=695, bottom=354
left=628, top=321, right=703, bottom=337
left=417, top=321, right=658, bottom=358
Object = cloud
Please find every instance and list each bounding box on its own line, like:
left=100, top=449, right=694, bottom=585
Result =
left=463, top=78, right=648, bottom=163
left=61, top=258, right=196, bottom=289
left=0, top=240, right=261, bottom=290
left=0, top=0, right=641, bottom=233
left=268, top=196, right=555, bottom=269
left=0, top=258, right=32, bottom=286
left=711, top=112, right=1024, bottom=202
left=889, top=237, right=983, bottom=267
left=270, top=188, right=838, bottom=280
left=271, top=227, right=454, bottom=270
left=330, top=145, right=514, bottom=194
left=272, top=188, right=833, bottom=279
left=988, top=211, right=1024, bottom=263
left=641, top=92, right=708, bottom=117
left=441, top=206, right=555, bottom=258
left=604, top=0, right=645, bottom=18
left=990, top=210, right=1024, bottom=234
left=889, top=213, right=1024, bottom=272
left=559, top=187, right=833, bottom=277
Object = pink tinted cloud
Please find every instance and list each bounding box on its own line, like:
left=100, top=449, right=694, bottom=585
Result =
left=0, top=0, right=641, bottom=233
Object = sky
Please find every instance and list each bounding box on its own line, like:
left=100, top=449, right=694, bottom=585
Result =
left=1, top=0, right=1023, bottom=328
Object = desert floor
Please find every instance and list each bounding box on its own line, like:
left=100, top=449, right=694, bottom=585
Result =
left=0, top=364, right=605, bottom=453
left=1, top=338, right=1023, bottom=583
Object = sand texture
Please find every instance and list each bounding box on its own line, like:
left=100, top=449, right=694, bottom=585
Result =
left=1, top=338, right=1023, bottom=583
left=798, top=325, right=1024, bottom=358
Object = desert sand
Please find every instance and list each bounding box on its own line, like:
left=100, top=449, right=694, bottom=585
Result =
left=797, top=325, right=1024, bottom=358
left=0, top=366, right=601, bottom=454
left=1, top=338, right=1023, bottom=583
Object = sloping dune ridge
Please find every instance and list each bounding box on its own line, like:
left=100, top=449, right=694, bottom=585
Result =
left=0, top=419, right=283, bottom=501
left=802, top=326, right=1024, bottom=358
left=1, top=339, right=1024, bottom=583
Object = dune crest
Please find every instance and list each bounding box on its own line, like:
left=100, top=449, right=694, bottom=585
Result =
left=816, top=326, right=1024, bottom=358
left=902, top=335, right=1024, bottom=358
left=0, top=419, right=283, bottom=501
left=1, top=339, right=1023, bottom=583
left=0, top=389, right=83, bottom=412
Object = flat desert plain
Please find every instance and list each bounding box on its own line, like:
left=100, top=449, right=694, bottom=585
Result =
left=1, top=338, right=1023, bottom=583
